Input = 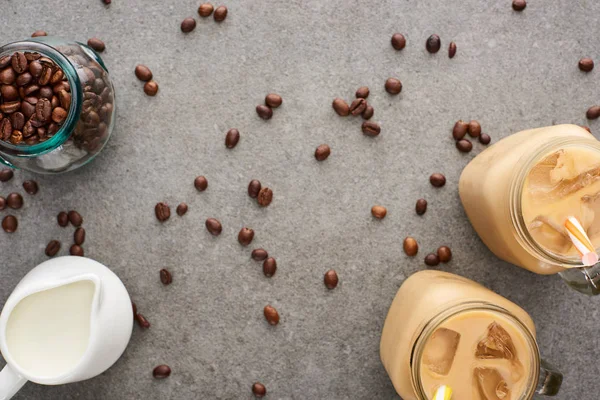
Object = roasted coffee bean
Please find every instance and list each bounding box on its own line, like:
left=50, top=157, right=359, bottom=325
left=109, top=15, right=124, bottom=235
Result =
left=467, top=120, right=481, bottom=137
left=87, top=38, right=106, bottom=52
left=35, top=98, right=52, bottom=121
left=263, top=305, right=279, bottom=325
left=416, top=199, right=428, bottom=215
left=23, top=53, right=41, bottom=62
left=437, top=246, right=452, bottom=263
left=265, top=93, right=282, bottom=108
left=248, top=179, right=261, bottom=198
left=362, top=105, right=374, bottom=120
left=426, top=34, right=441, bottom=53
left=24, top=84, right=40, bottom=96
left=252, top=382, right=267, bottom=398
left=70, top=244, right=84, bottom=256
left=28, top=61, right=42, bottom=77
left=479, top=133, right=491, bottom=145
left=38, top=66, right=52, bottom=85
left=586, top=106, right=600, bottom=120
left=50, top=70, right=64, bottom=84
left=225, top=128, right=240, bottom=149
left=579, top=58, right=594, bottom=72
left=45, top=240, right=61, bottom=257
left=0, top=68, right=15, bottom=85
left=74, top=227, right=86, bottom=245
left=512, top=0, right=526, bottom=11
left=21, top=102, right=35, bottom=120
left=252, top=248, right=268, bottom=261
left=194, top=176, right=208, bottom=191
left=371, top=205, right=387, bottom=219
left=22, top=180, right=38, bottom=195
left=263, top=257, right=277, bottom=277
left=16, top=72, right=32, bottom=87
left=136, top=313, right=150, bottom=329
left=456, top=139, right=473, bottom=153
left=51, top=107, right=68, bottom=124
left=58, top=90, right=71, bottom=110
left=1, top=85, right=18, bottom=101
left=324, top=269, right=339, bottom=289
left=2, top=215, right=17, bottom=233
left=31, top=30, right=47, bottom=37
left=134, top=65, right=153, bottom=81
left=349, top=98, right=367, bottom=116
left=0, top=119, right=11, bottom=140
left=10, top=130, right=23, bottom=144
left=391, top=33, right=406, bottom=50
left=0, top=56, right=9, bottom=69
left=385, top=78, right=402, bottom=94
left=143, top=81, right=159, bottom=96
left=53, top=80, right=69, bottom=93
left=132, top=302, right=137, bottom=317
left=103, top=0, right=111, bottom=4
left=448, top=41, right=457, bottom=58
left=315, top=144, right=331, bottom=161
left=0, top=101, right=20, bottom=114
left=0, top=168, right=13, bottom=182
left=198, top=3, right=214, bottom=17
left=7, top=193, right=23, bottom=209
left=238, top=227, right=255, bottom=246
left=424, top=253, right=440, bottom=266
left=57, top=211, right=69, bottom=227
left=332, top=98, right=350, bottom=116
left=362, top=121, right=381, bottom=137
left=0, top=197, right=5, bottom=210
left=20, top=118, right=34, bottom=136
left=452, top=120, right=468, bottom=140
left=256, top=104, right=273, bottom=120
left=213, top=6, right=228, bottom=22
left=68, top=210, right=83, bottom=226
left=153, top=365, right=171, bottom=379
left=205, top=218, right=222, bottom=236
left=257, top=187, right=273, bottom=207
left=176, top=203, right=188, bottom=216
left=355, top=86, right=369, bottom=99
left=160, top=269, right=173, bottom=285
left=11, top=52, right=28, bottom=74
left=181, top=17, right=197, bottom=32
left=24, top=136, right=39, bottom=145
left=47, top=122, right=59, bottom=135
left=430, top=173, right=446, bottom=187
left=155, top=202, right=170, bottom=222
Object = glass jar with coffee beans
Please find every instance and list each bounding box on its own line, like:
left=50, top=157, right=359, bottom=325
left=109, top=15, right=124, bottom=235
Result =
left=0, top=36, right=115, bottom=173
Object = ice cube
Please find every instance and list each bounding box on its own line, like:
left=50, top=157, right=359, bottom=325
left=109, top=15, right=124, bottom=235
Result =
left=474, top=367, right=510, bottom=400
left=528, top=216, right=571, bottom=254
left=476, top=322, right=517, bottom=361
left=581, top=192, right=600, bottom=237
left=422, top=327, right=461, bottom=375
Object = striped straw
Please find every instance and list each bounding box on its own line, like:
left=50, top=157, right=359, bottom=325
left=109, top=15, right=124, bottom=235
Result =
left=564, top=216, right=599, bottom=267
left=434, top=385, right=453, bottom=400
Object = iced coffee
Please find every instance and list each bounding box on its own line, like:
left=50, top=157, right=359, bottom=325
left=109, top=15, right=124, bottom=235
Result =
left=380, top=270, right=562, bottom=399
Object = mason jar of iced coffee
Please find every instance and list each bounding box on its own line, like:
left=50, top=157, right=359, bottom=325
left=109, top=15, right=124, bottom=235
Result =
left=380, top=271, right=562, bottom=400
left=460, top=124, right=600, bottom=294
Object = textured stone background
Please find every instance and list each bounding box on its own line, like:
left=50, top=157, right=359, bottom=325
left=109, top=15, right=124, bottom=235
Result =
left=0, top=0, right=599, bottom=398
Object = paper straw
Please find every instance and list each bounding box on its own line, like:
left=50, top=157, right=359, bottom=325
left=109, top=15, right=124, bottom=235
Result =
left=564, top=216, right=599, bottom=267
left=434, top=385, right=452, bottom=400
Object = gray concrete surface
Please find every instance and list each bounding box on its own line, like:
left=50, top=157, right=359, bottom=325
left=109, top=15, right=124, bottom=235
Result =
left=0, top=0, right=599, bottom=398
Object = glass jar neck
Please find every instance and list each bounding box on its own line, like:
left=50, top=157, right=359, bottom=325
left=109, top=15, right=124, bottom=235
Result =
left=409, top=301, right=540, bottom=400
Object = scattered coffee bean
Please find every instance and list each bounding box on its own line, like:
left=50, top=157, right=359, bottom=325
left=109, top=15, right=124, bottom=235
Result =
left=256, top=104, right=273, bottom=120
left=134, top=65, right=153, bottom=81
left=0, top=168, right=13, bottom=182
left=225, top=128, right=240, bottom=149
left=45, top=240, right=61, bottom=257
left=362, top=105, right=374, bottom=120
left=251, top=248, right=268, bottom=261
left=586, top=106, right=600, bottom=120
left=238, top=227, right=255, bottom=246
left=579, top=58, right=594, bottom=72
left=384, top=78, right=402, bottom=95
left=426, top=34, right=441, bottom=53
left=424, top=253, right=440, bottom=266
left=31, top=30, right=48, bottom=37
left=213, top=6, right=228, bottom=22
left=349, top=98, right=367, bottom=116
left=7, top=193, right=23, bottom=209
left=448, top=41, right=457, bottom=58
left=361, top=121, right=381, bottom=137
left=456, top=139, right=473, bottom=153
left=263, top=305, right=280, bottom=325
left=67, top=210, right=83, bottom=227
left=467, top=120, right=481, bottom=137
left=205, top=218, right=222, bottom=236
left=198, top=3, right=214, bottom=17
left=403, top=237, right=418, bottom=256
left=0, top=197, right=5, bottom=210
left=155, top=203, right=170, bottom=222
left=437, top=246, right=452, bottom=263
left=324, top=269, right=339, bottom=289
left=57, top=211, right=69, bottom=227
left=315, top=144, right=331, bottom=161
left=2, top=215, right=17, bottom=233
left=103, top=0, right=111, bottom=4
left=257, top=187, right=273, bottom=207
left=332, top=98, right=350, bottom=116
left=136, top=313, right=150, bottom=329
left=87, top=38, right=106, bottom=53
left=248, top=179, right=262, bottom=198
left=452, top=120, right=468, bottom=140
left=430, top=173, right=446, bottom=187
left=263, top=257, right=277, bottom=277
left=153, top=365, right=171, bottom=379
left=265, top=93, right=282, bottom=108
left=181, top=17, right=197, bottom=33
left=144, top=81, right=159, bottom=96
left=512, top=0, right=526, bottom=11
left=176, top=203, right=188, bottom=216
left=371, top=205, right=387, bottom=219
left=70, top=244, right=84, bottom=257
left=252, top=382, right=267, bottom=398
left=355, top=86, right=369, bottom=99
left=479, top=133, right=491, bottom=145
left=160, top=269, right=173, bottom=285
left=74, top=227, right=86, bottom=245
left=391, top=33, right=406, bottom=50
left=416, top=199, right=427, bottom=215
left=194, top=176, right=208, bottom=191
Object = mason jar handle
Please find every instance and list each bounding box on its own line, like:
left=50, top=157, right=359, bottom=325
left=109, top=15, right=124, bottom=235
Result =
left=535, top=359, right=563, bottom=396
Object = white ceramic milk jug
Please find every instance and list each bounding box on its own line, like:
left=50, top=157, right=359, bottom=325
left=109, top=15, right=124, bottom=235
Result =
left=0, top=256, right=133, bottom=399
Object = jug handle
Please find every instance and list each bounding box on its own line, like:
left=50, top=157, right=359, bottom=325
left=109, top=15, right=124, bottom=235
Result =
left=0, top=364, right=26, bottom=400
left=535, top=359, right=563, bottom=396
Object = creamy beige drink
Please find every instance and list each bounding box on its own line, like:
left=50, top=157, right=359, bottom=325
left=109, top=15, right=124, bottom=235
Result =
left=380, top=271, right=562, bottom=399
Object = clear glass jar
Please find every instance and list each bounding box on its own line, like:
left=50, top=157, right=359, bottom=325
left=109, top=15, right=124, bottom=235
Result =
left=0, top=37, right=115, bottom=174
